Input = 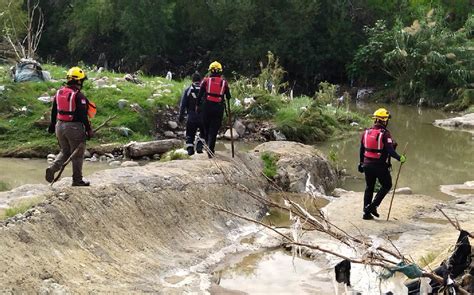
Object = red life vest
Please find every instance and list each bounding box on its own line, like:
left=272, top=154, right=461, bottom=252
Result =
left=205, top=76, right=227, bottom=102
left=362, top=128, right=385, bottom=159
left=55, top=87, right=78, bottom=121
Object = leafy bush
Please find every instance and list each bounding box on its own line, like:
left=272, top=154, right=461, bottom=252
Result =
left=351, top=10, right=473, bottom=105
left=261, top=152, right=279, bottom=179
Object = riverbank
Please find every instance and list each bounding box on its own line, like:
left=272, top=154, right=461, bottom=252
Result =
left=0, top=142, right=471, bottom=293
left=0, top=63, right=368, bottom=158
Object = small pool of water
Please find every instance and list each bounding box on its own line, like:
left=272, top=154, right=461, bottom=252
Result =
left=0, top=158, right=117, bottom=191
left=217, top=250, right=334, bottom=294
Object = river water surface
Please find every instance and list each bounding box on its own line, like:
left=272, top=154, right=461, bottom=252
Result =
left=316, top=103, right=473, bottom=199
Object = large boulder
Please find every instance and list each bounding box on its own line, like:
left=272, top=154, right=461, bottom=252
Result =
left=433, top=113, right=474, bottom=132
left=254, top=141, right=337, bottom=194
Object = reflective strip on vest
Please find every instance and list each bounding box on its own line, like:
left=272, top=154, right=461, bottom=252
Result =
left=56, top=87, right=78, bottom=122
left=363, top=128, right=384, bottom=159
left=206, top=77, right=226, bottom=102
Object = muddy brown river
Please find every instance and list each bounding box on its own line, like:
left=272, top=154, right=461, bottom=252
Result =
left=317, top=103, right=474, bottom=200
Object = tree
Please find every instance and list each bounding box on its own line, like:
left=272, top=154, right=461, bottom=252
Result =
left=2, top=0, right=44, bottom=60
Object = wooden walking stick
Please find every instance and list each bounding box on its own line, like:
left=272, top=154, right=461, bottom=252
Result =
left=50, top=115, right=116, bottom=186
left=226, top=97, right=235, bottom=158
left=386, top=142, right=408, bottom=221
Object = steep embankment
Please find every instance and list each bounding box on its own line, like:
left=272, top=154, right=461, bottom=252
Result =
left=0, top=153, right=268, bottom=293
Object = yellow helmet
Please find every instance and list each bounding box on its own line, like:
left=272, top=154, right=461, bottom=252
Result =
left=209, top=61, right=222, bottom=72
left=66, top=67, right=87, bottom=81
left=372, top=108, right=391, bottom=121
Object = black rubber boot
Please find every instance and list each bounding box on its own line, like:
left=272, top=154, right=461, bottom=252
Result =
left=187, top=146, right=195, bottom=156
left=45, top=167, right=55, bottom=183
left=363, top=213, right=374, bottom=220
left=371, top=206, right=380, bottom=218
left=196, top=140, right=203, bottom=154
left=72, top=180, right=90, bottom=187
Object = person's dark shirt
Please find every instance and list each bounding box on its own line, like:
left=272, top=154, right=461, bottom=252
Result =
left=360, top=123, right=400, bottom=165
left=50, top=84, right=91, bottom=132
left=197, top=73, right=231, bottom=106
left=179, top=82, right=201, bottom=118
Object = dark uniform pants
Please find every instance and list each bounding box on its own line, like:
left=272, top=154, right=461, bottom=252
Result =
left=49, top=121, right=86, bottom=182
left=186, top=112, right=205, bottom=150
left=363, top=163, right=392, bottom=213
left=202, top=101, right=224, bottom=154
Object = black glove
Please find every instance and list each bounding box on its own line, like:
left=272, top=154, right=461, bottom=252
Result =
left=358, top=163, right=364, bottom=173
left=47, top=124, right=55, bottom=134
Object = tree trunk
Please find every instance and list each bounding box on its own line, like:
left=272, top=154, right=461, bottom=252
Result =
left=124, top=139, right=182, bottom=158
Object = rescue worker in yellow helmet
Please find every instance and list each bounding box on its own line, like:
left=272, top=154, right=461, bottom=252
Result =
left=359, top=108, right=406, bottom=220
left=196, top=61, right=231, bottom=157
left=45, top=67, right=93, bottom=186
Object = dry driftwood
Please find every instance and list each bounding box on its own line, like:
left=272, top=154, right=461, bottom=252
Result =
left=124, top=139, right=183, bottom=158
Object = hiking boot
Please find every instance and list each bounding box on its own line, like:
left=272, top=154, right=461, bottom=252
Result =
left=72, top=180, right=90, bottom=187
left=196, top=141, right=203, bottom=154
left=187, top=146, right=195, bottom=156
left=45, top=167, right=55, bottom=183
left=371, top=207, right=380, bottom=218
left=363, top=213, right=374, bottom=220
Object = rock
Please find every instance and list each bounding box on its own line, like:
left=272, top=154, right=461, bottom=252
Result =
left=84, top=150, right=91, bottom=158
left=0, top=85, right=5, bottom=93
left=117, top=99, right=129, bottom=109
left=356, top=88, right=374, bottom=100
left=433, top=113, right=474, bottom=132
left=99, top=155, right=108, bottom=162
left=246, top=122, right=256, bottom=132
left=254, top=141, right=337, bottom=194
left=350, top=122, right=359, bottom=126
left=164, top=131, right=176, bottom=138
left=331, top=188, right=349, bottom=198
left=394, top=187, right=413, bottom=195
left=146, top=98, right=155, bottom=105
left=47, top=154, right=56, bottom=160
left=141, top=156, right=151, bottom=161
left=168, top=121, right=178, bottom=130
left=224, top=128, right=239, bottom=140
left=124, top=139, right=182, bottom=158
left=129, top=103, right=143, bottom=114
left=152, top=154, right=161, bottom=160
left=272, top=130, right=286, bottom=141
left=121, top=161, right=139, bottom=167
left=94, top=79, right=107, bottom=88
left=97, top=67, right=104, bottom=73
left=233, top=120, right=246, bottom=137
left=109, top=161, right=121, bottom=166
left=37, top=96, right=51, bottom=103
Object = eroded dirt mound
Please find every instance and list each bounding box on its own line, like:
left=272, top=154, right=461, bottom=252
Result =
left=0, top=153, right=266, bottom=293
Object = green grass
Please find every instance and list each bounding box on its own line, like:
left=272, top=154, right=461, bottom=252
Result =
left=0, top=64, right=186, bottom=156
left=261, top=151, right=279, bottom=179
left=0, top=197, right=44, bottom=220
left=0, top=180, right=10, bottom=192
left=160, top=149, right=190, bottom=162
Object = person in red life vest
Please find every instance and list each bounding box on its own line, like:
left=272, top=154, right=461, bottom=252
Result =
left=45, top=67, right=93, bottom=186
left=196, top=61, right=231, bottom=157
left=359, top=108, right=406, bottom=220
left=178, top=72, right=206, bottom=156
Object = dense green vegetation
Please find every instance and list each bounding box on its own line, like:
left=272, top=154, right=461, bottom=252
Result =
left=0, top=64, right=182, bottom=155
left=2, top=0, right=472, bottom=105
left=0, top=57, right=367, bottom=156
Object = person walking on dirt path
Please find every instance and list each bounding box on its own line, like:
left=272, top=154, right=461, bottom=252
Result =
left=197, top=61, right=231, bottom=158
left=358, top=108, right=406, bottom=220
left=178, top=72, right=206, bottom=156
left=45, top=66, right=93, bottom=186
